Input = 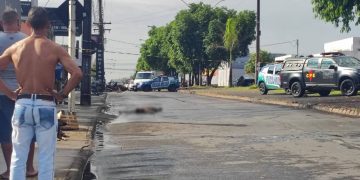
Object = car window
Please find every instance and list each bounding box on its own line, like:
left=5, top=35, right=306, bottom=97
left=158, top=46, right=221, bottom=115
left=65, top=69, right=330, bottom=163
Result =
left=306, top=58, right=319, bottom=68
left=267, top=65, right=274, bottom=74
left=153, top=77, right=160, bottom=82
left=333, top=56, right=360, bottom=67
left=320, top=58, right=335, bottom=69
left=261, top=66, right=268, bottom=73
left=275, top=64, right=282, bottom=75
left=162, top=77, right=169, bottom=81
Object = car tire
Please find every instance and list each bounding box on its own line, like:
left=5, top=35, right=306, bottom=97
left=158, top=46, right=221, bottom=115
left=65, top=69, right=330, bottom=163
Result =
left=157, top=89, right=161, bottom=92
left=259, top=82, right=268, bottom=95
left=291, top=81, right=305, bottom=98
left=168, top=85, right=177, bottom=92
left=285, top=88, right=292, bottom=95
left=340, top=79, right=357, bottom=96
left=318, top=90, right=331, bottom=97
left=143, top=85, right=152, bottom=92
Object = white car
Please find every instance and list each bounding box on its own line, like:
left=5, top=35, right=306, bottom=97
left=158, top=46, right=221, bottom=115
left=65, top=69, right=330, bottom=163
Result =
left=133, top=71, right=156, bottom=91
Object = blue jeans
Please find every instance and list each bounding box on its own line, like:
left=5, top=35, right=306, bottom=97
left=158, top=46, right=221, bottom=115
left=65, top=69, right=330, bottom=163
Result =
left=0, top=95, right=14, bottom=144
left=10, top=95, right=57, bottom=180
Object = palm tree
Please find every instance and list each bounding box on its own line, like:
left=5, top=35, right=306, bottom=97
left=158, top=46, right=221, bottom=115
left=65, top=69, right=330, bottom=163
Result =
left=224, top=18, right=238, bottom=87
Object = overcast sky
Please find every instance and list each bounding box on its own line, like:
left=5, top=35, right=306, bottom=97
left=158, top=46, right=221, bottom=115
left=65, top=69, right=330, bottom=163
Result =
left=38, top=0, right=359, bottom=81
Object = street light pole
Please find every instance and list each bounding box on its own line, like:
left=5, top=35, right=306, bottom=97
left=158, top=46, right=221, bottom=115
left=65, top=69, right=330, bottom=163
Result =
left=68, top=0, right=76, bottom=112
left=255, top=0, right=260, bottom=83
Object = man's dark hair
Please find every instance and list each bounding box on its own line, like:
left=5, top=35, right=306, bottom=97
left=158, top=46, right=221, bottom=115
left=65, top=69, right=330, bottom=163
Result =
left=27, top=7, right=49, bottom=30
left=2, top=10, right=19, bottom=24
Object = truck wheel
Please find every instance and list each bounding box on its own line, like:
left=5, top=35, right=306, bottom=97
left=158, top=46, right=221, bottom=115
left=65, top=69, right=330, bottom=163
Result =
left=157, top=89, right=161, bottom=92
left=144, top=85, right=152, bottom=92
left=291, top=81, right=305, bottom=97
left=318, top=90, right=331, bottom=97
left=285, top=88, right=292, bottom=95
left=259, top=82, right=268, bottom=95
left=340, top=79, right=357, bottom=96
left=168, top=85, right=177, bottom=92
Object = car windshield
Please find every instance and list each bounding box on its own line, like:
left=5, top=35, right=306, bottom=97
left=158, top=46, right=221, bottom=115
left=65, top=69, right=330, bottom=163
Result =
left=135, top=73, right=153, bottom=79
left=333, top=56, right=360, bottom=68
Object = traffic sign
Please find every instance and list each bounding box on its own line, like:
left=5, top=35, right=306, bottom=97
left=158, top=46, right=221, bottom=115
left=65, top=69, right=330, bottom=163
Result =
left=47, top=7, right=82, bottom=36
left=56, top=0, right=85, bottom=27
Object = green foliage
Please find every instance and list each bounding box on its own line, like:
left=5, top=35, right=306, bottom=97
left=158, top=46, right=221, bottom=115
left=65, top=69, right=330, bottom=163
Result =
left=137, top=26, right=175, bottom=74
left=136, top=56, right=150, bottom=71
left=224, top=18, right=238, bottom=55
left=135, top=2, right=256, bottom=84
left=245, top=50, right=273, bottom=74
left=312, top=0, right=360, bottom=32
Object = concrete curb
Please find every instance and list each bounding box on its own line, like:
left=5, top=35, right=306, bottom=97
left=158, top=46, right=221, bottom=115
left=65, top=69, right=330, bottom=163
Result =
left=71, top=94, right=108, bottom=180
left=179, top=89, right=360, bottom=118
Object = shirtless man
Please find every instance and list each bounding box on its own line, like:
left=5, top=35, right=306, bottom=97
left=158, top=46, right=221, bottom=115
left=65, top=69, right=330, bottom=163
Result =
left=0, top=7, right=83, bottom=180
left=0, top=10, right=37, bottom=179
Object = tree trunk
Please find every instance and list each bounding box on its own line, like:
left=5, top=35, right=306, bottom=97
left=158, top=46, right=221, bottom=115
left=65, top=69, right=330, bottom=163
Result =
left=228, top=52, right=233, bottom=87
left=206, top=69, right=210, bottom=86
left=188, top=73, right=191, bottom=87
left=208, top=65, right=219, bottom=86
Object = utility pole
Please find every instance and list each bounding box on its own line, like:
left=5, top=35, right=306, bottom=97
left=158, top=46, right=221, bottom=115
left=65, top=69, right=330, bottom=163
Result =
left=94, top=0, right=110, bottom=92
left=80, top=0, right=92, bottom=105
left=255, top=0, right=260, bottom=82
left=296, top=39, right=299, bottom=57
left=97, top=0, right=105, bottom=91
left=68, top=0, right=76, bottom=112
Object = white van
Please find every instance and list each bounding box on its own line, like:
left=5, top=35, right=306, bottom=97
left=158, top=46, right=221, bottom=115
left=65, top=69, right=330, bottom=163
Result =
left=133, top=71, right=156, bottom=91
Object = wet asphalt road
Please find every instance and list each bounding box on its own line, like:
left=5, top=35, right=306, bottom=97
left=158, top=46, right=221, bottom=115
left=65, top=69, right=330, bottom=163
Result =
left=90, top=91, right=360, bottom=180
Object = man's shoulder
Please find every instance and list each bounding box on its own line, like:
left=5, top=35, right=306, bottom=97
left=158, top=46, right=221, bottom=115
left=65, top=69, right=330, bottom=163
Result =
left=16, top=32, right=28, bottom=39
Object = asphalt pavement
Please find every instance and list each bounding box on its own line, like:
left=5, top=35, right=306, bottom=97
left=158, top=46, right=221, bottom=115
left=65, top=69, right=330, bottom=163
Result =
left=89, top=91, right=360, bottom=180
left=179, top=88, right=360, bottom=117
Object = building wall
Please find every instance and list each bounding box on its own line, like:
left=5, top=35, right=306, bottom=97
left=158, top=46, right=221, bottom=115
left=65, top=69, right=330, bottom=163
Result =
left=215, top=56, right=250, bottom=86
left=0, top=0, right=21, bottom=15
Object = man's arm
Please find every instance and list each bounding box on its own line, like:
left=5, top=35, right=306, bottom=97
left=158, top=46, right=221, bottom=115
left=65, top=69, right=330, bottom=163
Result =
left=57, top=45, right=83, bottom=96
left=0, top=47, right=12, bottom=70
left=0, top=79, right=16, bottom=100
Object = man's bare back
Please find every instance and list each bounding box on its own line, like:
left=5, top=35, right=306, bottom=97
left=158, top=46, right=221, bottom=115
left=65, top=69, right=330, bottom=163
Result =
left=0, top=34, right=81, bottom=98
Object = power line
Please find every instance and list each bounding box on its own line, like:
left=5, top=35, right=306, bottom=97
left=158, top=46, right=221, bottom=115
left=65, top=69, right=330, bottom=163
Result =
left=106, top=38, right=141, bottom=46
left=250, top=40, right=297, bottom=49
left=179, top=0, right=190, bottom=7
left=105, top=50, right=140, bottom=56
left=44, top=0, right=51, bottom=7
left=105, top=68, right=135, bottom=71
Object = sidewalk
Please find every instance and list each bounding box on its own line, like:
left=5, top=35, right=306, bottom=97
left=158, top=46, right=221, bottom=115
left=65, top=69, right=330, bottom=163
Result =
left=179, top=87, right=360, bottom=117
left=0, top=94, right=107, bottom=180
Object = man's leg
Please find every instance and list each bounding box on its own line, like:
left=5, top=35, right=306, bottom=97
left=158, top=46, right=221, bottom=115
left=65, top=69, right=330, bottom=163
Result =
left=0, top=96, right=15, bottom=178
left=10, top=103, right=34, bottom=180
left=26, top=142, right=38, bottom=177
left=35, top=105, right=57, bottom=180
left=0, top=143, right=11, bottom=178
left=1, top=142, right=38, bottom=178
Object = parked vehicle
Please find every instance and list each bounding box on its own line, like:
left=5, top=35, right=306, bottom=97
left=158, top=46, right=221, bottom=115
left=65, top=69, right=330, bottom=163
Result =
left=133, top=71, right=156, bottom=91
left=280, top=52, right=360, bottom=97
left=257, top=64, right=283, bottom=95
left=138, top=76, right=180, bottom=92
left=237, top=74, right=255, bottom=87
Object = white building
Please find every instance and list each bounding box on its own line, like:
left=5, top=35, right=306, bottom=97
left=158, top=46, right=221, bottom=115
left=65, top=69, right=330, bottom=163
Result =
left=324, top=37, right=360, bottom=59
left=215, top=56, right=249, bottom=86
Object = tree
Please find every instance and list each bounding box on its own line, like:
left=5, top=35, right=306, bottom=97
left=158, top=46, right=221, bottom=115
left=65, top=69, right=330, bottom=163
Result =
left=224, top=18, right=238, bottom=87
left=136, top=56, right=151, bottom=72
left=137, top=26, right=175, bottom=74
left=135, top=3, right=256, bottom=87
left=312, top=0, right=360, bottom=32
left=245, top=50, right=273, bottom=74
